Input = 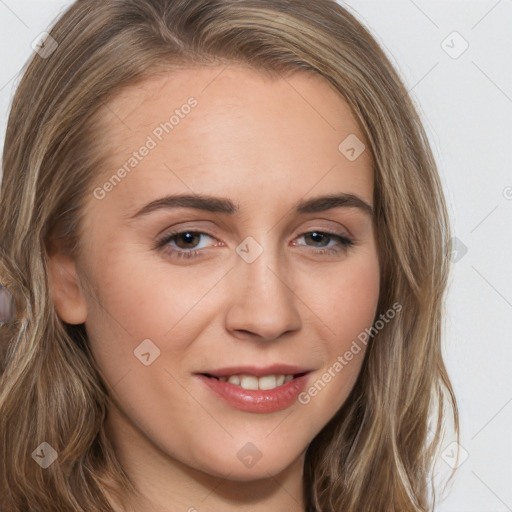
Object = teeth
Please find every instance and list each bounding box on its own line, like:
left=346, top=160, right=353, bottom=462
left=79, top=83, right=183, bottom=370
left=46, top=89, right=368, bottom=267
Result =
left=228, top=375, right=240, bottom=385
left=258, top=375, right=276, bottom=390
left=240, top=375, right=259, bottom=390
left=217, top=374, right=295, bottom=390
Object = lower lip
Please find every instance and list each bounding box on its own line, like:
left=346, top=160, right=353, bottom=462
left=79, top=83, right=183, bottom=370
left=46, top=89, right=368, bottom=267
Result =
left=196, top=374, right=310, bottom=413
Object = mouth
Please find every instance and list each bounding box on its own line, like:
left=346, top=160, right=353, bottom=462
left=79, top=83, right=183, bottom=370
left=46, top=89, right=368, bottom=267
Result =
left=199, top=372, right=309, bottom=391
left=195, top=370, right=312, bottom=413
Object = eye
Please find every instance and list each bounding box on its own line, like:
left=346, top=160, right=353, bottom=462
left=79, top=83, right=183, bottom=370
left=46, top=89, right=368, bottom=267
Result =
left=295, top=231, right=354, bottom=255
left=156, top=230, right=218, bottom=260
left=155, top=229, right=354, bottom=260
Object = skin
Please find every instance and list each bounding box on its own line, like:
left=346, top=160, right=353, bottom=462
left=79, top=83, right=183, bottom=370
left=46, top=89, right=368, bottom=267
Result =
left=48, top=65, right=380, bottom=512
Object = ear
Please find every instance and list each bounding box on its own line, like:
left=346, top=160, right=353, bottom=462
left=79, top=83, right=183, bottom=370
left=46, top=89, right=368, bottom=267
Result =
left=47, top=250, right=88, bottom=325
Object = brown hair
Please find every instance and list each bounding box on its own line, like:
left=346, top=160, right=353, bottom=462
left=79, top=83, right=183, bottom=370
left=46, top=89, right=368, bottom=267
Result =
left=0, top=1, right=458, bottom=510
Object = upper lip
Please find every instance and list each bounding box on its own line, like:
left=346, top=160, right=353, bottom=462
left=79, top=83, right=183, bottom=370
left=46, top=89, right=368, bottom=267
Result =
left=197, top=364, right=313, bottom=378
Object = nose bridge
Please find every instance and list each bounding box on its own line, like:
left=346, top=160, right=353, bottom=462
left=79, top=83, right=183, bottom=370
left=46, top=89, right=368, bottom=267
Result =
left=238, top=235, right=285, bottom=296
left=225, top=233, right=302, bottom=340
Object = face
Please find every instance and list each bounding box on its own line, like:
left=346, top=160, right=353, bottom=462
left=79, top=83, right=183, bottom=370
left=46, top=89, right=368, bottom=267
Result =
left=49, top=65, right=380, bottom=485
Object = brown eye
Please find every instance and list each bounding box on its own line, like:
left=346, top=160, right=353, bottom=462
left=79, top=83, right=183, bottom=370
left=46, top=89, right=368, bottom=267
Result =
left=156, top=230, right=218, bottom=260
left=172, top=232, right=203, bottom=250
left=297, top=231, right=354, bottom=253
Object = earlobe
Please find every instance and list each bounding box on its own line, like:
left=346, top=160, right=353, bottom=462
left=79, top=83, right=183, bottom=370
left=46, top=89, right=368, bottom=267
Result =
left=47, top=252, right=88, bottom=325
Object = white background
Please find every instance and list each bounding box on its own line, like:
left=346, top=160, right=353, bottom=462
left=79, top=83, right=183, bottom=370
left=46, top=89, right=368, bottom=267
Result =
left=0, top=1, right=511, bottom=510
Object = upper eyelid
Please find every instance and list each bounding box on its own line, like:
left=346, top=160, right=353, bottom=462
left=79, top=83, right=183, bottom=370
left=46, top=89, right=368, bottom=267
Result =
left=158, top=218, right=353, bottom=237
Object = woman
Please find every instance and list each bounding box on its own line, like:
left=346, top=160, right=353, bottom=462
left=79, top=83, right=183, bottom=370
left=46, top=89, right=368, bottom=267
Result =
left=0, top=1, right=459, bottom=510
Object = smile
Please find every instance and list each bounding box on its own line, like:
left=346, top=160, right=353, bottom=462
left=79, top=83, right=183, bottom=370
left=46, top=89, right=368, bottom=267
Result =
left=205, top=373, right=297, bottom=390
left=196, top=372, right=311, bottom=413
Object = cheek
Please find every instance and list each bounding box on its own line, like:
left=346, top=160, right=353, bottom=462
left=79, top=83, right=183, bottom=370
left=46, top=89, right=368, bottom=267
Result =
left=83, top=244, right=212, bottom=336
left=333, top=254, right=380, bottom=333
left=81, top=246, right=232, bottom=389
left=308, top=246, right=380, bottom=340
left=298, top=251, right=380, bottom=410
left=332, top=251, right=380, bottom=359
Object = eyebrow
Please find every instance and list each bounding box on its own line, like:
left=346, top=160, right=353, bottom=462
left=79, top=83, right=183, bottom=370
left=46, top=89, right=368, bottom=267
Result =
left=128, top=192, right=374, bottom=219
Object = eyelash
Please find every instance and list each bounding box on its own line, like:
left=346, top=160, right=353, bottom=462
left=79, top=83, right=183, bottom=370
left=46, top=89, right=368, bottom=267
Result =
left=155, top=229, right=355, bottom=260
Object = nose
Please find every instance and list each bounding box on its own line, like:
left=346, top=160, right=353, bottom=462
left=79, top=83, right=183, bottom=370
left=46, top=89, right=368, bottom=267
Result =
left=225, top=243, right=302, bottom=341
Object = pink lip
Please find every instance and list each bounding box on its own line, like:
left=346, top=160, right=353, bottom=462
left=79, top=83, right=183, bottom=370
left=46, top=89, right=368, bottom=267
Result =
left=197, top=363, right=312, bottom=378
left=195, top=372, right=311, bottom=413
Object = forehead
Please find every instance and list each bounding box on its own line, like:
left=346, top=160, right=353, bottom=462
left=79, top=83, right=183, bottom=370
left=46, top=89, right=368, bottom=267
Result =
left=89, top=65, right=373, bottom=216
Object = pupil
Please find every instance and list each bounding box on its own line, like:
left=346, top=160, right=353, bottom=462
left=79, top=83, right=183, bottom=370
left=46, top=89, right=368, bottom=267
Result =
left=179, top=232, right=197, bottom=247
left=309, top=232, right=325, bottom=246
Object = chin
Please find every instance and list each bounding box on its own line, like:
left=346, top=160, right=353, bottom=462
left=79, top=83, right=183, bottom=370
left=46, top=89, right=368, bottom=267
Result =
left=189, top=446, right=304, bottom=482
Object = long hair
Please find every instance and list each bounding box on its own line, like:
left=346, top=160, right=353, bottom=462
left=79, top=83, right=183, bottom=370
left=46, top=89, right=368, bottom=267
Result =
left=0, top=1, right=458, bottom=510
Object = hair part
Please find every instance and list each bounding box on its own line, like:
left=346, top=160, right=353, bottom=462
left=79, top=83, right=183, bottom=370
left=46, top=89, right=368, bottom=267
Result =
left=0, top=1, right=458, bottom=510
